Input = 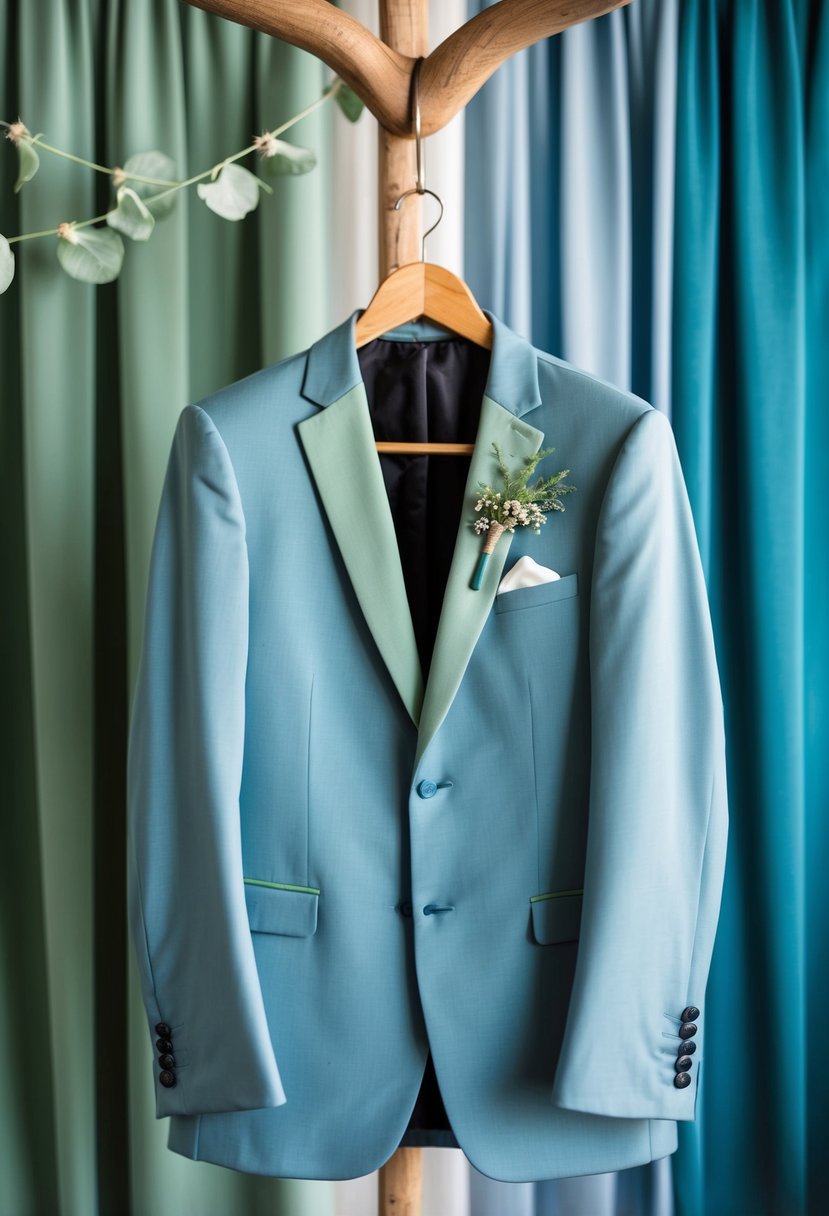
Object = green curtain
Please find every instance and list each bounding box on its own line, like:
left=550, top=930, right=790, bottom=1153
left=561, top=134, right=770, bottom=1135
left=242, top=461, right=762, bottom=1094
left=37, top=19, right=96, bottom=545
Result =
left=671, top=2, right=828, bottom=1213
left=0, top=2, right=338, bottom=1213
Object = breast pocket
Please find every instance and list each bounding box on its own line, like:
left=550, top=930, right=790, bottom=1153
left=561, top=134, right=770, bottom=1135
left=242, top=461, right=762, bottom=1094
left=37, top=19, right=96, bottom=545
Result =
left=494, top=571, right=579, bottom=614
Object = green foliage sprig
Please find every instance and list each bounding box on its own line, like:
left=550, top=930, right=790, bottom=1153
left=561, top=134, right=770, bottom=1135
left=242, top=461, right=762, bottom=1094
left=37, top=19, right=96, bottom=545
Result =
left=473, top=442, right=576, bottom=538
left=468, top=442, right=576, bottom=590
left=0, top=76, right=364, bottom=295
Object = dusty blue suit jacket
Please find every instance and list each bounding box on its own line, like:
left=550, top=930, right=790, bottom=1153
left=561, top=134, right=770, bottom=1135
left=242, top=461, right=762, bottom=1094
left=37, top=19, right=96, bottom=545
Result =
left=126, top=307, right=728, bottom=1182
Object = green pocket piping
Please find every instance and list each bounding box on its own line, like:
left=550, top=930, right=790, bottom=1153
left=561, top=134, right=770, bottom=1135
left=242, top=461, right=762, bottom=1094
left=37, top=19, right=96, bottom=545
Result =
left=243, top=877, right=321, bottom=895
left=529, top=888, right=584, bottom=903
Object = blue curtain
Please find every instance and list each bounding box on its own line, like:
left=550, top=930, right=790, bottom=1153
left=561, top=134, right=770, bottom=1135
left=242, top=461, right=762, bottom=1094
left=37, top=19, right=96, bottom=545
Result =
left=671, top=4, right=828, bottom=1215
left=465, top=2, right=828, bottom=1214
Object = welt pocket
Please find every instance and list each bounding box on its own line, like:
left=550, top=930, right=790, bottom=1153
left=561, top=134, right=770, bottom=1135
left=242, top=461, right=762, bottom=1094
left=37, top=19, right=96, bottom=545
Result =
left=243, top=878, right=320, bottom=937
left=494, top=572, right=579, bottom=614
left=529, top=889, right=583, bottom=944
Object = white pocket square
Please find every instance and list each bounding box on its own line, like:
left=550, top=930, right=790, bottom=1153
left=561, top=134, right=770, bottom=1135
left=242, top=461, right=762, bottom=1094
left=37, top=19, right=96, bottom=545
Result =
left=497, top=555, right=561, bottom=594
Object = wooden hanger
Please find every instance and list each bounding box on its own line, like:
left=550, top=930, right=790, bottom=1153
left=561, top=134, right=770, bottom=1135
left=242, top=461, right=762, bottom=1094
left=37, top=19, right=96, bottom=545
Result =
left=355, top=58, right=489, bottom=456
left=356, top=263, right=490, bottom=456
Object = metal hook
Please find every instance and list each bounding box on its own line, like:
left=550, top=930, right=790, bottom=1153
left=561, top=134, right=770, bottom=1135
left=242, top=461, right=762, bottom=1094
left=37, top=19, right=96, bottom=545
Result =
left=392, top=55, right=444, bottom=262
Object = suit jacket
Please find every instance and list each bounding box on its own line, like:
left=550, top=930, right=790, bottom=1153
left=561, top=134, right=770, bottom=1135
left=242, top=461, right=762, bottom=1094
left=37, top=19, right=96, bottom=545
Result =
left=126, top=307, right=729, bottom=1183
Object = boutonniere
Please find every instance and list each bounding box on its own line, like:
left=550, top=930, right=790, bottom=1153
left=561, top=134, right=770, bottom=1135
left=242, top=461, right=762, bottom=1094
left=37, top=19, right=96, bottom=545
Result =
left=469, top=442, right=576, bottom=590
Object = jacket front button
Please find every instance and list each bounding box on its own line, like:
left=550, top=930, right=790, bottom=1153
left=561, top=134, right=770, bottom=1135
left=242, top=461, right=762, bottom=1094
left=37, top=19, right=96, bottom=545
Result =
left=400, top=901, right=413, bottom=917
left=674, top=1071, right=692, bottom=1089
left=417, top=779, right=437, bottom=798
left=159, top=1070, right=176, bottom=1088
left=679, top=1021, right=697, bottom=1040
left=681, top=1006, right=700, bottom=1022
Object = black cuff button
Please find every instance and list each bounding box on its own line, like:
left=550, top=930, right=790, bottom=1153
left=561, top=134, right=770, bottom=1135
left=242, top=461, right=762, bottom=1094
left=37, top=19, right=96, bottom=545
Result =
left=155, top=1022, right=171, bottom=1038
left=674, top=1071, right=692, bottom=1089
left=679, top=1039, right=696, bottom=1055
left=156, top=1038, right=173, bottom=1053
left=675, top=1055, right=693, bottom=1072
left=678, top=1021, right=697, bottom=1039
left=159, top=1053, right=176, bottom=1070
left=159, top=1070, right=176, bottom=1088
left=681, top=1006, right=700, bottom=1022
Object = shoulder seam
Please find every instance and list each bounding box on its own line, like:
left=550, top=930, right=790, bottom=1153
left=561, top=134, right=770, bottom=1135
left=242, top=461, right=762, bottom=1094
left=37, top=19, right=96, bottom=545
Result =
left=535, top=349, right=657, bottom=413
left=188, top=405, right=248, bottom=540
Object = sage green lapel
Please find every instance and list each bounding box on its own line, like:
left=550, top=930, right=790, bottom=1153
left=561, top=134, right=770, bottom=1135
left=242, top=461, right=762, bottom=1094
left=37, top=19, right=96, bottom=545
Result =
left=297, top=307, right=545, bottom=756
left=297, top=380, right=425, bottom=728
left=413, top=396, right=544, bottom=766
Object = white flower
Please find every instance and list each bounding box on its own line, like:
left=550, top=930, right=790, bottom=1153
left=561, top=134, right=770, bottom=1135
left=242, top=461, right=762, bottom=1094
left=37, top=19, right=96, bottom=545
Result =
left=253, top=131, right=279, bottom=157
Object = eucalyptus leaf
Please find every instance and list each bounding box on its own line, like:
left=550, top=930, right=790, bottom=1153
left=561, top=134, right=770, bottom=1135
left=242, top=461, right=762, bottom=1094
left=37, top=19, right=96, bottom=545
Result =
left=261, top=139, right=316, bottom=177
left=56, top=226, right=124, bottom=284
left=333, top=82, right=364, bottom=123
left=196, top=163, right=266, bottom=220
left=0, top=235, right=15, bottom=293
left=121, top=151, right=178, bottom=219
left=106, top=185, right=155, bottom=240
left=14, top=136, right=40, bottom=192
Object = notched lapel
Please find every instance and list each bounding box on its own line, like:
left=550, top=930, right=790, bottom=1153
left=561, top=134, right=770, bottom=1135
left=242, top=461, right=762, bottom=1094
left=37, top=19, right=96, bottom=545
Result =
left=297, top=307, right=546, bottom=761
left=297, top=385, right=425, bottom=729
left=414, top=399, right=544, bottom=767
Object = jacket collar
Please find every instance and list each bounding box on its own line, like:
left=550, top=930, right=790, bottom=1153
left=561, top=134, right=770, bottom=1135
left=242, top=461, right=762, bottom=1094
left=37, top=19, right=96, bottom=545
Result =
left=297, top=307, right=545, bottom=767
left=301, top=307, right=543, bottom=417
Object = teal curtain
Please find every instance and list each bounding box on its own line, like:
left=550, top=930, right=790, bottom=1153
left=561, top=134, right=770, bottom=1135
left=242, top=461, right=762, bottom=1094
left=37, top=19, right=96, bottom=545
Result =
left=0, top=2, right=338, bottom=1213
left=465, top=1, right=828, bottom=1214
left=671, top=3, right=828, bottom=1214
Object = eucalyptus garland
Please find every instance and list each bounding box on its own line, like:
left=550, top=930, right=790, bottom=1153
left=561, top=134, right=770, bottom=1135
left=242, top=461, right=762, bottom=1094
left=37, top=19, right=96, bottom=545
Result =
left=0, top=77, right=363, bottom=295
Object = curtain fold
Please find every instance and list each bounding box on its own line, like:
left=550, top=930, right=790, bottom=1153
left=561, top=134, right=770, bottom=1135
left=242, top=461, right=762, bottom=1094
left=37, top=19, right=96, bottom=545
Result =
left=3, top=0, right=827, bottom=1213
left=2, top=1, right=342, bottom=1212
left=465, top=2, right=827, bottom=1215
left=671, top=3, right=828, bottom=1214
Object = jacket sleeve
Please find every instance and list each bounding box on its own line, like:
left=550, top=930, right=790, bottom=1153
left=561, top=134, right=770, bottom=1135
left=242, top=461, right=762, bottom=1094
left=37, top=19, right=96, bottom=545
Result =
left=550, top=405, right=728, bottom=1121
left=127, top=402, right=286, bottom=1119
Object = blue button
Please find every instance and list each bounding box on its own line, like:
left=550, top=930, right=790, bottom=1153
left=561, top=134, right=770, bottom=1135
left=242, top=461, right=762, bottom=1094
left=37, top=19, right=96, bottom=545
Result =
left=417, top=779, right=438, bottom=798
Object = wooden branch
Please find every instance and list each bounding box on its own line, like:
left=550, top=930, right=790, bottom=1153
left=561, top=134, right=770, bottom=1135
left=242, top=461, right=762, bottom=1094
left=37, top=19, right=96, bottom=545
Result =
left=377, top=0, right=428, bottom=272
left=379, top=1146, right=422, bottom=1216
left=180, top=0, right=633, bottom=136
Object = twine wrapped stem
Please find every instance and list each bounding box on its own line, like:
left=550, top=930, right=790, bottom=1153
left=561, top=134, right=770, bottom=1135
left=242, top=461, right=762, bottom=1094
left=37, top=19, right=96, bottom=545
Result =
left=470, top=521, right=506, bottom=590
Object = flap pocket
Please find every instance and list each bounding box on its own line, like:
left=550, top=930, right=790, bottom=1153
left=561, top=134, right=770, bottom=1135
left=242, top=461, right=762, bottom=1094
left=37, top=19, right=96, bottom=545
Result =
left=530, top=890, right=583, bottom=944
left=495, top=572, right=579, bottom=614
left=244, top=879, right=319, bottom=937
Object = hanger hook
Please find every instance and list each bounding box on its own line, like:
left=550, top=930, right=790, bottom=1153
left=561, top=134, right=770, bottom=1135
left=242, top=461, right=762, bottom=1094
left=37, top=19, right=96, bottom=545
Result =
left=392, top=55, right=444, bottom=262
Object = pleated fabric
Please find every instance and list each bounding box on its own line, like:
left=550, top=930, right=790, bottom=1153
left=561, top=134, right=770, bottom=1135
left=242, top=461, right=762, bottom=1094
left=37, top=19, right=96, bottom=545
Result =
left=3, top=0, right=827, bottom=1213
left=464, top=0, right=678, bottom=412
left=671, top=4, right=829, bottom=1215
left=464, top=2, right=829, bottom=1215
left=1, top=0, right=346, bottom=1212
